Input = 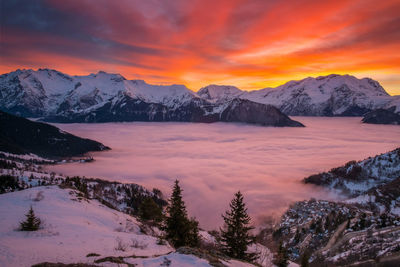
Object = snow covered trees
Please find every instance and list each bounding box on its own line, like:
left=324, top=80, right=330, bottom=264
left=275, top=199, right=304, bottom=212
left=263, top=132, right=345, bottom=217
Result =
left=164, top=180, right=199, bottom=248
left=19, top=206, right=41, bottom=231
left=220, top=191, right=256, bottom=261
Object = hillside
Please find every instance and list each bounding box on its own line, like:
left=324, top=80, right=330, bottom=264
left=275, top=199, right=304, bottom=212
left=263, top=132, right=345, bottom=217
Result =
left=253, top=148, right=400, bottom=266
left=303, top=147, right=400, bottom=199
left=1, top=186, right=251, bottom=267
left=0, top=110, right=109, bottom=158
left=0, top=153, right=264, bottom=267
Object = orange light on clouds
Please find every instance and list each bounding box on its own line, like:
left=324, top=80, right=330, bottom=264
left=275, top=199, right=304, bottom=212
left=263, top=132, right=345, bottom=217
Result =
left=1, top=0, right=399, bottom=94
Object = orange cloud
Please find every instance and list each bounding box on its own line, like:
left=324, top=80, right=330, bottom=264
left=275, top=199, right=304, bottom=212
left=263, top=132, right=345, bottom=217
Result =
left=1, top=0, right=399, bottom=94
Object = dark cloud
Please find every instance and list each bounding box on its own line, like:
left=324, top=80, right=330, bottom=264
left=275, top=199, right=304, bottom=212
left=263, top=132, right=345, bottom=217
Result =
left=1, top=0, right=166, bottom=62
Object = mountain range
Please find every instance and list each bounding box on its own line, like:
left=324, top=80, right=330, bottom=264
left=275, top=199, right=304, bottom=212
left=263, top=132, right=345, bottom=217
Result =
left=0, top=69, right=399, bottom=125
left=199, top=74, right=400, bottom=116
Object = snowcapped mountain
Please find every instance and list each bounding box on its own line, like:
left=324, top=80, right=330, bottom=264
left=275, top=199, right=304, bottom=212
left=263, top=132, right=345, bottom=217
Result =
left=1, top=69, right=398, bottom=124
left=202, top=74, right=398, bottom=116
left=0, top=69, right=302, bottom=127
left=197, top=85, right=242, bottom=103
left=0, top=69, right=196, bottom=117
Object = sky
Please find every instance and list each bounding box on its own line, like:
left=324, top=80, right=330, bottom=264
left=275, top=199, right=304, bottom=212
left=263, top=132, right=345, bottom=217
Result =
left=1, top=0, right=400, bottom=95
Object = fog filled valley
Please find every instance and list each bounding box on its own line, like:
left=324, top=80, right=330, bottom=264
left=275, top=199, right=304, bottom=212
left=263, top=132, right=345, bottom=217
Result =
left=46, top=117, right=400, bottom=229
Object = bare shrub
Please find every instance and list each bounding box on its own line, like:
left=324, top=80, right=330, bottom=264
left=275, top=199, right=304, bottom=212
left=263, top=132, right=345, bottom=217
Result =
left=130, top=239, right=148, bottom=249
left=114, top=237, right=128, bottom=251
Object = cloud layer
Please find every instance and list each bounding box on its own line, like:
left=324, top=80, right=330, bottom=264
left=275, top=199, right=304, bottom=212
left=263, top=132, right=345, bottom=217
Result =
left=1, top=0, right=399, bottom=94
left=47, top=118, right=400, bottom=229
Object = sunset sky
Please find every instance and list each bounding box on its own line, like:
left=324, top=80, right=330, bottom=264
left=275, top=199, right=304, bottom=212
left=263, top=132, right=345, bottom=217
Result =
left=1, top=0, right=400, bottom=94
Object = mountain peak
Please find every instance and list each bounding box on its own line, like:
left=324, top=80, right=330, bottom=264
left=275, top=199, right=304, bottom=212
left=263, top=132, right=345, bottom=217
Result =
left=197, top=84, right=242, bottom=102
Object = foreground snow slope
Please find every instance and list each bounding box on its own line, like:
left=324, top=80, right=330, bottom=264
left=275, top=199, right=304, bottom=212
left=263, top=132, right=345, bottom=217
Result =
left=0, top=186, right=259, bottom=267
left=0, top=186, right=172, bottom=267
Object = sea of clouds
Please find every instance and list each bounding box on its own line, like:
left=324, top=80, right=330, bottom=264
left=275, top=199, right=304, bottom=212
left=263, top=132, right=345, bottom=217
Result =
left=49, top=117, right=400, bottom=229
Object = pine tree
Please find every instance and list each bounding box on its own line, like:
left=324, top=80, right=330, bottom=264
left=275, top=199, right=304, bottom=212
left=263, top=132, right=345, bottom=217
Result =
left=275, top=242, right=289, bottom=267
left=19, top=206, right=41, bottom=231
left=300, top=250, right=310, bottom=267
left=164, top=180, right=199, bottom=248
left=220, top=191, right=257, bottom=261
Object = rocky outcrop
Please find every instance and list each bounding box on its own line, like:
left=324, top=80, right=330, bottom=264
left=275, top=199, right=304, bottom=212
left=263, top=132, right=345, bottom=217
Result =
left=220, top=99, right=304, bottom=127
left=362, top=107, right=400, bottom=125
left=0, top=110, right=109, bottom=158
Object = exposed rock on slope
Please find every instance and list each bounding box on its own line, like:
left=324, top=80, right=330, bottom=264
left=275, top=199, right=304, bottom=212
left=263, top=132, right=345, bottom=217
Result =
left=362, top=107, right=400, bottom=125
left=0, top=110, right=109, bottom=158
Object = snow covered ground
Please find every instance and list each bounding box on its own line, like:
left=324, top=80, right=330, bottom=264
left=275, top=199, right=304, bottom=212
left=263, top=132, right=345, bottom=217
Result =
left=0, top=186, right=261, bottom=267
left=0, top=186, right=172, bottom=266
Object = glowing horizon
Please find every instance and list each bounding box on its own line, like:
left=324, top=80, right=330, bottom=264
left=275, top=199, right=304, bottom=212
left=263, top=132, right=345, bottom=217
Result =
left=1, top=0, right=400, bottom=95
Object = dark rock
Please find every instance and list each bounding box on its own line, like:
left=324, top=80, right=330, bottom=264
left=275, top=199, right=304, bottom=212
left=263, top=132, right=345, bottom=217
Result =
left=0, top=110, right=109, bottom=158
left=362, top=107, right=400, bottom=125
left=220, top=99, right=304, bottom=127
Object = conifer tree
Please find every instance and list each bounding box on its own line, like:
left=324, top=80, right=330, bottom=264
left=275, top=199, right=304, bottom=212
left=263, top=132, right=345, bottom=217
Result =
left=300, top=250, right=310, bottom=267
left=275, top=242, right=289, bottom=267
left=20, top=206, right=41, bottom=231
left=164, top=180, right=199, bottom=248
left=220, top=191, right=257, bottom=261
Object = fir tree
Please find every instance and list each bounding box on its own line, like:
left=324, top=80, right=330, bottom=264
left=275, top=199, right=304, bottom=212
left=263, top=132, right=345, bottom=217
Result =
left=20, top=206, right=41, bottom=231
left=275, top=242, right=289, bottom=267
left=220, top=191, right=257, bottom=261
left=300, top=250, right=310, bottom=267
left=164, top=180, right=199, bottom=248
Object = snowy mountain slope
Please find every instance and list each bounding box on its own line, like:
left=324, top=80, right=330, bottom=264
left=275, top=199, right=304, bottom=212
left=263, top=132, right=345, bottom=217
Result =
left=202, top=74, right=396, bottom=116
left=0, top=69, right=197, bottom=117
left=384, top=95, right=400, bottom=113
left=272, top=198, right=400, bottom=265
left=0, top=69, right=303, bottom=127
left=198, top=85, right=242, bottom=103
left=303, top=147, right=400, bottom=196
left=1, top=69, right=398, bottom=119
left=0, top=186, right=259, bottom=267
left=0, top=186, right=173, bottom=267
left=59, top=71, right=197, bottom=113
